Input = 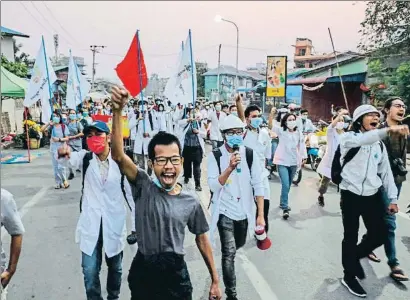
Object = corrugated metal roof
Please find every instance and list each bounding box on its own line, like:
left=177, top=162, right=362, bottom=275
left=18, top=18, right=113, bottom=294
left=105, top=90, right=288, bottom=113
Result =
left=1, top=26, right=29, bottom=38
left=202, top=65, right=263, bottom=80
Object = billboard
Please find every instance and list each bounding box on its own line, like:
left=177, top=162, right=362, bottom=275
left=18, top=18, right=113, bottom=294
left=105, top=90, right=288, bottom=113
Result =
left=91, top=115, right=130, bottom=139
left=266, top=56, right=287, bottom=97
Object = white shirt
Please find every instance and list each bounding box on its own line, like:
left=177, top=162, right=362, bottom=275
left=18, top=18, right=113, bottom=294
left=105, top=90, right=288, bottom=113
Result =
left=207, top=110, right=226, bottom=141
left=68, top=150, right=133, bottom=258
left=243, top=128, right=272, bottom=200
left=129, top=111, right=159, bottom=155
left=297, top=117, right=316, bottom=133
left=219, top=169, right=247, bottom=221
left=272, top=126, right=307, bottom=166
left=155, top=111, right=168, bottom=132
left=317, top=125, right=341, bottom=178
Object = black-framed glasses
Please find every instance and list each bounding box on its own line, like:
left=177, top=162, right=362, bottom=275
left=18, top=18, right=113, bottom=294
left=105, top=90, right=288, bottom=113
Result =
left=225, top=130, right=244, bottom=136
left=153, top=156, right=182, bottom=166
left=392, top=104, right=407, bottom=109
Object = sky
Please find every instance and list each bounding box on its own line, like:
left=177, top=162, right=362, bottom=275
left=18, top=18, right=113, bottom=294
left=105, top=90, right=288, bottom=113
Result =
left=1, top=1, right=367, bottom=82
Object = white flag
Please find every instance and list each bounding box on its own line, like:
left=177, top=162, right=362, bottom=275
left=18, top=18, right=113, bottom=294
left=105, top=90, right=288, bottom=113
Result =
left=24, top=38, right=57, bottom=122
left=169, top=30, right=197, bottom=106
left=164, top=42, right=183, bottom=101
left=66, top=52, right=91, bottom=110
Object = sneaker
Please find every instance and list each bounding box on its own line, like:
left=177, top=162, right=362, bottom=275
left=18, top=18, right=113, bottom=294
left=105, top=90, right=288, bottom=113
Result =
left=318, top=196, right=325, bottom=207
left=341, top=277, right=367, bottom=298
left=195, top=186, right=202, bottom=192
left=283, top=210, right=290, bottom=220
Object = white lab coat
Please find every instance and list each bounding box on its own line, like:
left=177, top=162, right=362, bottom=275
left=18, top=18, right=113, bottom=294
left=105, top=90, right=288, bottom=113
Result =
left=177, top=119, right=207, bottom=155
left=69, top=150, right=134, bottom=258
left=128, top=109, right=137, bottom=141
left=129, top=111, right=159, bottom=155
left=316, top=125, right=340, bottom=178
left=207, top=110, right=227, bottom=141
left=297, top=117, right=317, bottom=133
left=207, top=145, right=265, bottom=247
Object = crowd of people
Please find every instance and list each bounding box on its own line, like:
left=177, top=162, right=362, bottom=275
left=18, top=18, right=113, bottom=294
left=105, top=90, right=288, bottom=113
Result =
left=1, top=90, right=410, bottom=299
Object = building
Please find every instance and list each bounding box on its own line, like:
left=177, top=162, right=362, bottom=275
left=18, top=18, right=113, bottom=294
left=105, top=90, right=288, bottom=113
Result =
left=288, top=55, right=368, bottom=121
left=292, top=38, right=359, bottom=69
left=246, top=62, right=266, bottom=75
left=1, top=26, right=29, bottom=62
left=202, top=65, right=264, bottom=101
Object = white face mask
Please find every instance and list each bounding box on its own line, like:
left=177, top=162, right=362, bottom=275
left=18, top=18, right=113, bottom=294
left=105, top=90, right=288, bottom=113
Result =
left=343, top=122, right=350, bottom=129
left=335, top=122, right=345, bottom=130
left=287, top=120, right=297, bottom=129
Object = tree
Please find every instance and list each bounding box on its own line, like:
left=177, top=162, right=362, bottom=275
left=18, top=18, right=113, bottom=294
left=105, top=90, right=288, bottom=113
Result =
left=390, top=61, right=410, bottom=103
left=359, top=1, right=410, bottom=54
left=1, top=55, right=28, bottom=78
left=13, top=38, right=31, bottom=66
left=196, top=62, right=208, bottom=97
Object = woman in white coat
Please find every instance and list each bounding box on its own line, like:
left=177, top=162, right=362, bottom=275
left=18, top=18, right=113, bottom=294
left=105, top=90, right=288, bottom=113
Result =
left=178, top=110, right=207, bottom=191
left=128, top=100, right=158, bottom=175
left=316, top=110, right=350, bottom=207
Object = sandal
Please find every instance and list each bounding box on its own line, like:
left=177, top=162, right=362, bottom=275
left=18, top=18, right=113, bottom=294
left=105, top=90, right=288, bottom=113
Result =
left=63, top=181, right=70, bottom=189
left=390, top=267, right=409, bottom=282
left=368, top=252, right=381, bottom=263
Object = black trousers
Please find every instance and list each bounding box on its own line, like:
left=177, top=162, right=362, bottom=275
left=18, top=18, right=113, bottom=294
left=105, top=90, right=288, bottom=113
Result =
left=255, top=199, right=270, bottom=233
left=128, top=252, right=192, bottom=300
left=182, top=146, right=203, bottom=186
left=340, top=189, right=387, bottom=279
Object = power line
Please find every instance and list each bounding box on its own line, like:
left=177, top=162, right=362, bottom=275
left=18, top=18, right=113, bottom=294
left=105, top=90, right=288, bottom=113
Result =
left=19, top=1, right=53, bottom=35
left=41, top=1, right=81, bottom=46
left=29, top=1, right=76, bottom=47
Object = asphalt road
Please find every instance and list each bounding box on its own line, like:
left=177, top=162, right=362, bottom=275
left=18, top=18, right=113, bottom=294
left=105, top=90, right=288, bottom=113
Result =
left=2, top=148, right=410, bottom=300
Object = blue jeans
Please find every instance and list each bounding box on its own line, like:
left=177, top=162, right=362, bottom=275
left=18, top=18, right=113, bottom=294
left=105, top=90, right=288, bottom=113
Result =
left=362, top=183, right=402, bottom=267
left=384, top=183, right=402, bottom=267
left=268, top=139, right=279, bottom=166
left=277, top=165, right=297, bottom=210
left=82, top=227, right=123, bottom=300
left=50, top=149, right=67, bottom=185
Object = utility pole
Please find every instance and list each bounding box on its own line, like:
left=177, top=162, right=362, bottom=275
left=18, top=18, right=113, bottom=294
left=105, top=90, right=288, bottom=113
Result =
left=90, top=45, right=106, bottom=91
left=217, top=44, right=221, bottom=100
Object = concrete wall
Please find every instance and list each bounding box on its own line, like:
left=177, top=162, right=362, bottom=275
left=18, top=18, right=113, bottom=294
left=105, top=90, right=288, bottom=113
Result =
left=1, top=98, right=24, bottom=133
left=1, top=36, right=15, bottom=62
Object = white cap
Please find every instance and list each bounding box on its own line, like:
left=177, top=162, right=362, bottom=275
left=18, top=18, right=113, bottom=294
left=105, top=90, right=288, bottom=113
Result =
left=220, top=114, right=246, bottom=131
left=352, top=104, right=380, bottom=122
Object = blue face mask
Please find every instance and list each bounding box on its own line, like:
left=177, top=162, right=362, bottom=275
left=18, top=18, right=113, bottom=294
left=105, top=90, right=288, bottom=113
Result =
left=83, top=112, right=89, bottom=117
left=77, top=114, right=82, bottom=119
left=69, top=114, right=77, bottom=120
left=231, top=112, right=238, bottom=117
left=226, top=134, right=244, bottom=148
left=153, top=178, right=175, bottom=192
left=62, top=118, right=68, bottom=123
left=250, top=117, right=263, bottom=128
left=52, top=117, right=60, bottom=124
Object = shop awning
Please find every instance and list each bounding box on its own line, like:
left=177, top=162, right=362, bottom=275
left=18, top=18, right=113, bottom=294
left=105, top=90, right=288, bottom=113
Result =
left=287, top=77, right=328, bottom=85
left=1, top=66, right=28, bottom=98
left=287, top=73, right=367, bottom=86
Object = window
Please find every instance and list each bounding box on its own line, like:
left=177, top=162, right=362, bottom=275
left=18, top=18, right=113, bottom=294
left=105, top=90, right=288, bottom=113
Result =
left=299, top=49, right=306, bottom=56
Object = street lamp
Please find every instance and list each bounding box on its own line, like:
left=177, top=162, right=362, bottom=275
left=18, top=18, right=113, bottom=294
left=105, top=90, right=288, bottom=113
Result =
left=214, top=15, right=239, bottom=93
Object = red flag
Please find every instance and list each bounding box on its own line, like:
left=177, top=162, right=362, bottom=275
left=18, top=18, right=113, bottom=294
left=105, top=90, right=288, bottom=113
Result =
left=115, top=33, right=148, bottom=97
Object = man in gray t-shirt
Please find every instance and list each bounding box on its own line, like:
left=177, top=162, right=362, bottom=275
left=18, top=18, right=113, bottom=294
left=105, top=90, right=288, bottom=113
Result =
left=110, top=86, right=222, bottom=300
left=1, top=188, right=25, bottom=296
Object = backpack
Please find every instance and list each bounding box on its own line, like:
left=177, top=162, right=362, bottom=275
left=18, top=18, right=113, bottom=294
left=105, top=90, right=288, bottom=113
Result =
left=80, top=152, right=132, bottom=212
left=135, top=111, right=154, bottom=131
left=208, top=147, right=254, bottom=208
left=331, top=142, right=384, bottom=186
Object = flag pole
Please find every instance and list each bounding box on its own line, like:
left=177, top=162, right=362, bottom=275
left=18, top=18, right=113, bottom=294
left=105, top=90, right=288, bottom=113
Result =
left=328, top=28, right=350, bottom=113
left=136, top=30, right=146, bottom=134
left=188, top=29, right=195, bottom=108
left=71, top=49, right=83, bottom=112
left=42, top=36, right=54, bottom=118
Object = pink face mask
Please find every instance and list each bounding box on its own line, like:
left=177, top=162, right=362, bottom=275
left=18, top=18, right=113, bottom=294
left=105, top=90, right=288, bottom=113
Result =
left=87, top=135, right=106, bottom=154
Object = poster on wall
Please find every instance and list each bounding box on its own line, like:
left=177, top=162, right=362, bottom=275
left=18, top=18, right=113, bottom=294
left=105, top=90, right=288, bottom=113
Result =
left=91, top=114, right=130, bottom=139
left=266, top=56, right=287, bottom=97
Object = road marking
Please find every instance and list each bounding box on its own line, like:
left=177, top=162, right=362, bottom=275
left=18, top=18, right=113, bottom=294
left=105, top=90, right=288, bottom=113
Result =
left=397, top=211, right=410, bottom=221
left=1, top=186, right=49, bottom=239
left=196, top=190, right=280, bottom=300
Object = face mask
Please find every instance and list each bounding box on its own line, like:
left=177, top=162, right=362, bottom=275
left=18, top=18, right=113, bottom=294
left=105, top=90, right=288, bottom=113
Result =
left=335, top=122, right=344, bottom=130
left=215, top=105, right=221, bottom=111
left=287, top=120, right=297, bottom=129
left=82, top=112, right=89, bottom=117
left=87, top=135, right=106, bottom=154
left=62, top=117, right=68, bottom=123
left=52, top=117, right=60, bottom=123
left=205, top=106, right=209, bottom=110
left=226, top=134, right=244, bottom=148
left=77, top=114, right=82, bottom=119
left=343, top=122, right=350, bottom=129
left=250, top=117, right=263, bottom=128
left=159, top=107, right=164, bottom=112
left=153, top=176, right=177, bottom=192
left=69, top=114, right=77, bottom=120
left=141, top=106, right=147, bottom=111
left=97, top=106, right=102, bottom=110
left=301, top=115, right=307, bottom=120
left=231, top=112, right=238, bottom=117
